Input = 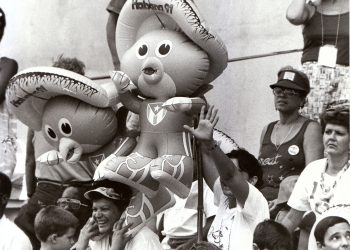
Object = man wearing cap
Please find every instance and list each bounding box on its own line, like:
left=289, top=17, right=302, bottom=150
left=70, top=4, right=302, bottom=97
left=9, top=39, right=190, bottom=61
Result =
left=258, top=65, right=323, bottom=209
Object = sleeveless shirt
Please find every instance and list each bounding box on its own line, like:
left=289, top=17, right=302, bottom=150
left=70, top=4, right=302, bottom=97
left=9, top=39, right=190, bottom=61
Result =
left=258, top=120, right=311, bottom=201
left=302, top=11, right=349, bottom=66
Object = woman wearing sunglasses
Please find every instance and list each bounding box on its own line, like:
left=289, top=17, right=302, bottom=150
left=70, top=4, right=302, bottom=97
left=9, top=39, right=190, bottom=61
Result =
left=282, top=105, right=349, bottom=246
left=258, top=66, right=324, bottom=216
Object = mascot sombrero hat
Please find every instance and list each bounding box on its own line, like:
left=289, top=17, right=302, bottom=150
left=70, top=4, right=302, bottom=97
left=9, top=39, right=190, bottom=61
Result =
left=6, top=66, right=119, bottom=130
left=116, top=0, right=228, bottom=83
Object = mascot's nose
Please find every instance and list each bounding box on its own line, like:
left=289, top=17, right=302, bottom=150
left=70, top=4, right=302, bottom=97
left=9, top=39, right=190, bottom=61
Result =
left=141, top=57, right=164, bottom=84
left=59, top=137, right=83, bottom=163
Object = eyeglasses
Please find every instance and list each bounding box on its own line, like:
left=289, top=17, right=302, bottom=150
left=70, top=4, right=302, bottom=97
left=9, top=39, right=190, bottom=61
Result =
left=272, top=87, right=301, bottom=97
left=57, top=197, right=88, bottom=210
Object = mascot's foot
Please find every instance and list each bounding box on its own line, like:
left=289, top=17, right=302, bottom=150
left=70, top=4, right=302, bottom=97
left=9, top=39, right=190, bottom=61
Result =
left=124, top=186, right=175, bottom=237
left=150, top=155, right=193, bottom=198
left=94, top=152, right=159, bottom=197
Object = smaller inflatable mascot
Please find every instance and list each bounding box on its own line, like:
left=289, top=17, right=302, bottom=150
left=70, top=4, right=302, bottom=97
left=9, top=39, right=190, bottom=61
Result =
left=5, top=67, right=136, bottom=170
left=94, top=0, right=228, bottom=235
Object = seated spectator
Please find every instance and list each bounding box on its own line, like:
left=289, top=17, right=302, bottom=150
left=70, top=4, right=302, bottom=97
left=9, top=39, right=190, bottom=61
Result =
left=74, top=180, right=163, bottom=250
left=159, top=179, right=217, bottom=250
left=314, top=216, right=350, bottom=250
left=258, top=66, right=323, bottom=210
left=57, top=186, right=92, bottom=239
left=184, top=105, right=269, bottom=250
left=253, top=219, right=293, bottom=250
left=282, top=105, right=349, bottom=246
left=0, top=171, right=32, bottom=250
left=34, top=205, right=79, bottom=250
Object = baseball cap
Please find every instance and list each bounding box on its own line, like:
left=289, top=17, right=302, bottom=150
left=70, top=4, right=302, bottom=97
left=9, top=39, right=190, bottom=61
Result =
left=84, top=186, right=128, bottom=201
left=270, top=69, right=310, bottom=94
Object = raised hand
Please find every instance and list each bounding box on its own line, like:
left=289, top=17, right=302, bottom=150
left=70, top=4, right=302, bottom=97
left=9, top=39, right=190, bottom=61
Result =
left=183, top=105, right=219, bottom=142
left=110, top=219, right=133, bottom=250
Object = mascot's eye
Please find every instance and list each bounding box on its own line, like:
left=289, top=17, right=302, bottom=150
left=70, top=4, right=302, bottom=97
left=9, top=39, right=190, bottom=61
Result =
left=137, top=44, right=148, bottom=59
left=155, top=40, right=172, bottom=58
left=44, top=125, right=58, bottom=142
left=58, top=118, right=72, bottom=136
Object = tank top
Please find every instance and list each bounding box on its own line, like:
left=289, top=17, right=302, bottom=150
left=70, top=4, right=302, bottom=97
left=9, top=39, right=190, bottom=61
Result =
left=302, top=11, right=349, bottom=66
left=258, top=119, right=311, bottom=201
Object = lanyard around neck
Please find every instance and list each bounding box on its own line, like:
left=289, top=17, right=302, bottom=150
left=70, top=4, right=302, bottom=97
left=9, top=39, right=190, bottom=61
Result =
left=320, top=6, right=341, bottom=47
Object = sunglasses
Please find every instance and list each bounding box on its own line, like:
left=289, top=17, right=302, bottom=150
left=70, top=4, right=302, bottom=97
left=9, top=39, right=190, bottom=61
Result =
left=57, top=197, right=88, bottom=210
left=272, top=87, right=301, bottom=97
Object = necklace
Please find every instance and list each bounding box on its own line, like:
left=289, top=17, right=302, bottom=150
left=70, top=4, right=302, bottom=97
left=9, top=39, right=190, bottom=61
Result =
left=273, top=117, right=299, bottom=151
left=319, top=160, right=350, bottom=196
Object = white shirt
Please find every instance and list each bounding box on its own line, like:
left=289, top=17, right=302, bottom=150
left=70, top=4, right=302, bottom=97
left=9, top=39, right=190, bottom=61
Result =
left=89, top=226, right=162, bottom=250
left=161, top=180, right=218, bottom=249
left=0, top=215, right=33, bottom=250
left=207, top=179, right=269, bottom=250
left=288, top=158, right=350, bottom=216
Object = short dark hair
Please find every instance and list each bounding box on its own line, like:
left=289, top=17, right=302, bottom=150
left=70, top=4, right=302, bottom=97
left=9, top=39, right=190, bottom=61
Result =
left=253, top=219, right=293, bottom=250
left=226, top=149, right=263, bottom=188
left=0, top=8, right=6, bottom=41
left=34, top=205, right=79, bottom=242
left=320, top=106, right=349, bottom=132
left=52, top=54, right=86, bottom=75
left=90, top=180, right=132, bottom=211
left=314, top=216, right=350, bottom=245
left=0, top=172, right=12, bottom=200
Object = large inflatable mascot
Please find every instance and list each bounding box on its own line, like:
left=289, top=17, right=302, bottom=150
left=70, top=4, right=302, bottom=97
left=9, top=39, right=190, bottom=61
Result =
left=5, top=67, right=136, bottom=169
left=94, top=0, right=228, bottom=235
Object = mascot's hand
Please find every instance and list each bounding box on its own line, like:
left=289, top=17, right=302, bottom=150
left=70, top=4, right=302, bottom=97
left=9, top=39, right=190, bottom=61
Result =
left=110, top=71, right=136, bottom=94
left=36, top=150, right=63, bottom=165
left=162, top=97, right=193, bottom=112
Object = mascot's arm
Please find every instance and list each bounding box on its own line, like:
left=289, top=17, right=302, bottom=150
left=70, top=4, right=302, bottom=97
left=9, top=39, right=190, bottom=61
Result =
left=162, top=97, right=206, bottom=114
left=110, top=71, right=142, bottom=114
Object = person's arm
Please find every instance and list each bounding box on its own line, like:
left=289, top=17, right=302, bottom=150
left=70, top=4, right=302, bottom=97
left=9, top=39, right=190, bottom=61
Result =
left=281, top=208, right=305, bottom=233
left=303, top=121, right=324, bottom=166
left=286, top=0, right=313, bottom=25
left=0, top=57, right=18, bottom=103
left=106, top=12, right=120, bottom=70
left=25, top=129, right=36, bottom=198
left=184, top=105, right=249, bottom=206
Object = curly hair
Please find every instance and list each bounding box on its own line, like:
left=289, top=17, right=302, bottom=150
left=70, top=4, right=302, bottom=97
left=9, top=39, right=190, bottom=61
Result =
left=320, top=105, right=349, bottom=132
left=52, top=54, right=86, bottom=75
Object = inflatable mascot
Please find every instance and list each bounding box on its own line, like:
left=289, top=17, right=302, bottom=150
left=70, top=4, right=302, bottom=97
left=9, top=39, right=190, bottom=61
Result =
left=94, top=0, right=228, bottom=235
left=5, top=67, right=136, bottom=169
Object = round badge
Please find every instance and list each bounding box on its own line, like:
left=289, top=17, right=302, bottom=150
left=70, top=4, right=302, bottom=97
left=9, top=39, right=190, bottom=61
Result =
left=288, top=145, right=299, bottom=155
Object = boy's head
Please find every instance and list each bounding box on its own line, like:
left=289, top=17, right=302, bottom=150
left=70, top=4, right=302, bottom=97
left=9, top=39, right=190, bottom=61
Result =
left=314, top=216, right=350, bottom=250
left=34, top=205, right=79, bottom=250
left=226, top=148, right=263, bottom=188
left=253, top=219, right=293, bottom=250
